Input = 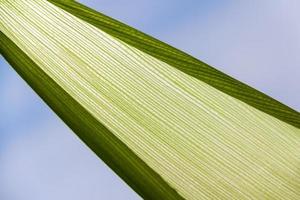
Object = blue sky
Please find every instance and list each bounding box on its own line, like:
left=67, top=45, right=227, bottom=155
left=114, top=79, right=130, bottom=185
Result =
left=0, top=1, right=299, bottom=199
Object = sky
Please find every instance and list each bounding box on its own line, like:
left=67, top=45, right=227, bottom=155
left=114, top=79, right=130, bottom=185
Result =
left=0, top=1, right=299, bottom=200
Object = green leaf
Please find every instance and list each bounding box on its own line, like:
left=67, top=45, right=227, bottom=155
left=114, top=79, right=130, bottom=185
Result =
left=1, top=0, right=299, bottom=199
left=49, top=0, right=300, bottom=129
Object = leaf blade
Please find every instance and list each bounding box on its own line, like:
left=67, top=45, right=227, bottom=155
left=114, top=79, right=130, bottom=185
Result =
left=48, top=0, right=300, bottom=128
left=1, top=0, right=299, bottom=199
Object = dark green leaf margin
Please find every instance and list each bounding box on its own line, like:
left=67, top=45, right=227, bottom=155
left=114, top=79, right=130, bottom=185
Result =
left=49, top=0, right=300, bottom=129
left=0, top=32, right=183, bottom=200
left=1, top=0, right=299, bottom=199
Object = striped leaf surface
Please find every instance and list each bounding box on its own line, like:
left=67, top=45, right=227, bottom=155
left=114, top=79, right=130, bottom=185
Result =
left=1, top=0, right=299, bottom=199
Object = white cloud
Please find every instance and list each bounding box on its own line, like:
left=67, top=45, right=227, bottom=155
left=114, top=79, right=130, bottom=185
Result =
left=79, top=0, right=300, bottom=111
left=78, top=0, right=202, bottom=37
left=159, top=0, right=300, bottom=111
left=1, top=1, right=299, bottom=200
left=0, top=57, right=139, bottom=199
left=0, top=119, right=140, bottom=200
left=0, top=61, right=36, bottom=118
left=79, top=0, right=166, bottom=28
